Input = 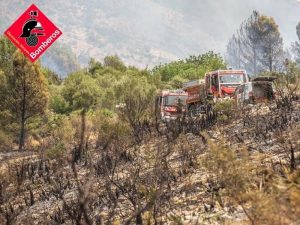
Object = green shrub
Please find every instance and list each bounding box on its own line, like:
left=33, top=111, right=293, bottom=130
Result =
left=93, top=110, right=131, bottom=146
left=50, top=95, right=70, bottom=114
left=0, top=129, right=13, bottom=151
left=45, top=142, right=66, bottom=159
left=214, top=99, right=235, bottom=123
left=41, top=113, right=75, bottom=152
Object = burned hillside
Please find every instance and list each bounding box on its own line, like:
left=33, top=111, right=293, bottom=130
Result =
left=0, top=95, right=300, bottom=225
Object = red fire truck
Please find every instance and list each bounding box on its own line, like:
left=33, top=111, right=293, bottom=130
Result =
left=155, top=90, right=188, bottom=121
left=183, top=70, right=248, bottom=115
left=205, top=70, right=248, bottom=98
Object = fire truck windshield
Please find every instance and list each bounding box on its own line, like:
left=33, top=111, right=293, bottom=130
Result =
left=220, top=74, right=245, bottom=84
left=164, top=95, right=187, bottom=106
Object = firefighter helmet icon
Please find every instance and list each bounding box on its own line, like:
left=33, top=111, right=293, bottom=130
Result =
left=5, top=4, right=62, bottom=62
left=20, top=11, right=44, bottom=46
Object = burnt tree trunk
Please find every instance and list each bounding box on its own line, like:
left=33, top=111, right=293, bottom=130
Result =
left=19, top=116, right=26, bottom=151
left=79, top=108, right=86, bottom=154
left=74, top=108, right=86, bottom=162
left=136, top=213, right=143, bottom=225
left=19, top=80, right=26, bottom=151
left=290, top=141, right=296, bottom=172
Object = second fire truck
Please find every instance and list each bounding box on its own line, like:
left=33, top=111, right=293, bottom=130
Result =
left=182, top=69, right=249, bottom=115
left=155, top=90, right=188, bottom=121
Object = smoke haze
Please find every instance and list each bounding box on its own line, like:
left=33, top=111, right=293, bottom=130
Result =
left=1, top=0, right=299, bottom=68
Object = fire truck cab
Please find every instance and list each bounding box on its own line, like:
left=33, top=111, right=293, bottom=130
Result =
left=205, top=70, right=249, bottom=99
left=155, top=90, right=188, bottom=121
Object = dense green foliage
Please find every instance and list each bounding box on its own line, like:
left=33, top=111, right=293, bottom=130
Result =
left=152, top=51, right=226, bottom=88
left=0, top=36, right=226, bottom=150
left=0, top=36, right=15, bottom=73
left=0, top=49, right=49, bottom=150
left=0, top=14, right=298, bottom=153
left=63, top=71, right=101, bottom=111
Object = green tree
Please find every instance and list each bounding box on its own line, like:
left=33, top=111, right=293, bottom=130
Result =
left=115, top=69, right=156, bottom=141
left=0, top=37, right=16, bottom=149
left=227, top=11, right=284, bottom=74
left=0, top=36, right=15, bottom=72
left=0, top=51, right=49, bottom=150
left=49, top=85, right=70, bottom=114
left=96, top=73, right=118, bottom=110
left=42, top=67, right=62, bottom=85
left=152, top=51, right=226, bottom=86
left=292, top=22, right=300, bottom=67
left=62, top=71, right=101, bottom=161
left=259, top=15, right=284, bottom=72
left=104, top=55, right=127, bottom=72
left=88, top=58, right=103, bottom=75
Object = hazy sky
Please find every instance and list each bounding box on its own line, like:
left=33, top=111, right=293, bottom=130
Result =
left=149, top=0, right=300, bottom=54
left=2, top=0, right=300, bottom=67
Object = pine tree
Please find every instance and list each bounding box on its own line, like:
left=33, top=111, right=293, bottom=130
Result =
left=239, top=11, right=262, bottom=74
left=292, top=22, right=300, bottom=67
left=0, top=36, right=15, bottom=72
left=0, top=51, right=49, bottom=150
left=226, top=11, right=284, bottom=74
left=226, top=34, right=242, bottom=69
left=259, top=15, right=284, bottom=72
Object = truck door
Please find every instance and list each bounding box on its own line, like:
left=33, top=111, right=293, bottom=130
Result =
left=211, top=74, right=219, bottom=96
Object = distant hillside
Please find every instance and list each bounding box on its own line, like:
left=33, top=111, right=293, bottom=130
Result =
left=0, top=0, right=196, bottom=72
left=1, top=0, right=300, bottom=75
left=41, top=43, right=80, bottom=78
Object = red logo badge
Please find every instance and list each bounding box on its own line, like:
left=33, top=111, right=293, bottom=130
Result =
left=4, top=4, right=62, bottom=62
